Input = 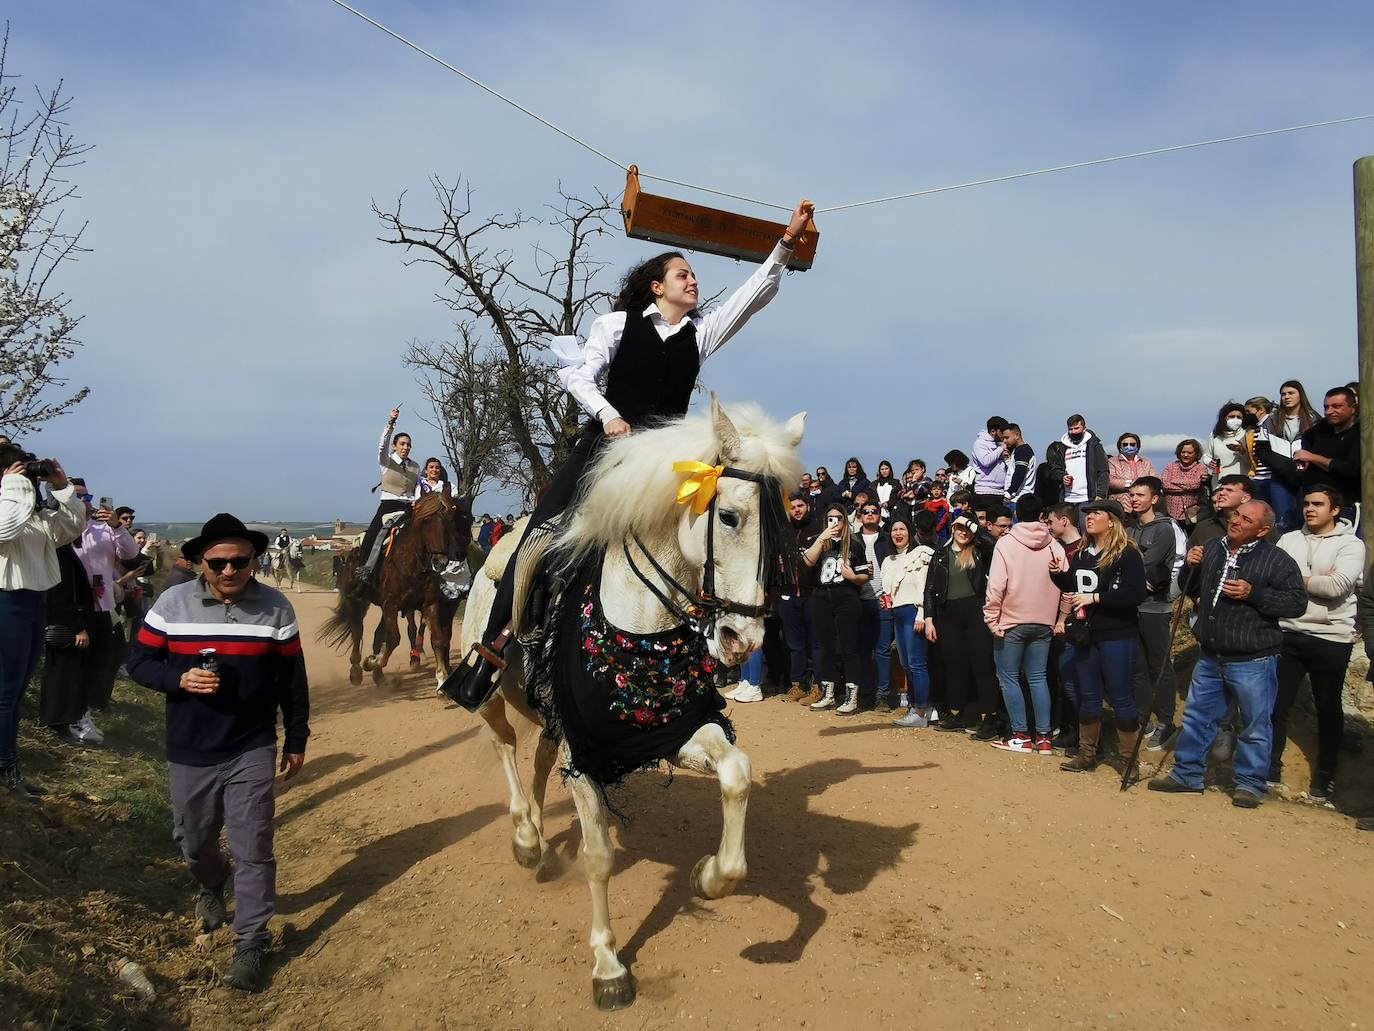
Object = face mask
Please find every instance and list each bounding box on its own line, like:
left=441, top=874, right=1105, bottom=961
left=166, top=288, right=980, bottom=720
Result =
left=1226, top=417, right=1243, bottom=432
left=1120, top=445, right=1138, bottom=457
left=1068, top=431, right=1085, bottom=444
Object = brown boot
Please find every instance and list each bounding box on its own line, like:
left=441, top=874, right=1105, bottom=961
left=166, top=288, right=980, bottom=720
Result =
left=1115, top=719, right=1142, bottom=785
left=1060, top=716, right=1101, bottom=773
left=784, top=682, right=805, bottom=702
left=798, top=684, right=823, bottom=705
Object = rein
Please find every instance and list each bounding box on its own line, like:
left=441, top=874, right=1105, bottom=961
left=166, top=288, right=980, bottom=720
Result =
left=623, top=464, right=795, bottom=636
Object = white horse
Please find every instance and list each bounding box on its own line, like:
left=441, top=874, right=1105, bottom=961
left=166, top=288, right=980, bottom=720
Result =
left=273, top=540, right=304, bottom=592
left=459, top=397, right=804, bottom=1010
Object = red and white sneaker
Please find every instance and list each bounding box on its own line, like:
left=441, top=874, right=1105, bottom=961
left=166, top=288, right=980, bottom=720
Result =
left=991, top=734, right=1034, bottom=753
left=1035, top=736, right=1053, bottom=755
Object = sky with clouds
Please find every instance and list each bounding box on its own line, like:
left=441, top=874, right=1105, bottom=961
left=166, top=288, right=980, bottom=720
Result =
left=6, top=0, right=1373, bottom=520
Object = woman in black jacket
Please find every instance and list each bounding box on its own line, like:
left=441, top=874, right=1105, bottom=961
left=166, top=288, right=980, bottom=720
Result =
left=924, top=515, right=1001, bottom=738
left=1050, top=499, right=1147, bottom=776
left=802, top=502, right=871, bottom=713
left=40, top=543, right=99, bottom=744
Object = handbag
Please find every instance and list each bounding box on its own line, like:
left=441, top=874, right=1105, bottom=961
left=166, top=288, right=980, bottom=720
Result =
left=45, top=624, right=77, bottom=649
left=1062, top=612, right=1092, bottom=648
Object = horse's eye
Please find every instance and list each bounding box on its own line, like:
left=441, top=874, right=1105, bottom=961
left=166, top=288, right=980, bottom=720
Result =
left=718, top=509, right=740, bottom=529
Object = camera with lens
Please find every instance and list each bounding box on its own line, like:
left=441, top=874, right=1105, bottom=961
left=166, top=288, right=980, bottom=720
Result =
left=21, top=453, right=55, bottom=479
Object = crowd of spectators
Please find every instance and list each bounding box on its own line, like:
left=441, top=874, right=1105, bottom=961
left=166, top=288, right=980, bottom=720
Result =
left=727, top=380, right=1372, bottom=821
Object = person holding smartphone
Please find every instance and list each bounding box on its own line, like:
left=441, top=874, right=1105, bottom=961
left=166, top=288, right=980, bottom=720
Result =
left=802, top=502, right=870, bottom=713
left=74, top=487, right=140, bottom=722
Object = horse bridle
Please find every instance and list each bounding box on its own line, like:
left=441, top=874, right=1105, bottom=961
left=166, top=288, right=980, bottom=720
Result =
left=623, top=465, right=789, bottom=636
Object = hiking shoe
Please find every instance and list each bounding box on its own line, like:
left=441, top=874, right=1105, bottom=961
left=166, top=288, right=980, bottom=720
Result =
left=1034, top=736, right=1054, bottom=756
left=1, top=764, right=41, bottom=804
left=1145, top=722, right=1177, bottom=753
left=1148, top=775, right=1203, bottom=795
left=970, top=717, right=1001, bottom=742
left=222, top=944, right=266, bottom=992
left=196, top=883, right=227, bottom=932
left=1232, top=788, right=1263, bottom=809
left=991, top=734, right=1034, bottom=754
left=893, top=709, right=928, bottom=728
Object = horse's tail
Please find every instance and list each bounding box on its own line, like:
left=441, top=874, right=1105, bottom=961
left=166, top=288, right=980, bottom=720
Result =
left=318, top=586, right=369, bottom=649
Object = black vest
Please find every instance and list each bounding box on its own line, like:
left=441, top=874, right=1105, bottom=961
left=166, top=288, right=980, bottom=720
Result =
left=602, top=307, right=700, bottom=427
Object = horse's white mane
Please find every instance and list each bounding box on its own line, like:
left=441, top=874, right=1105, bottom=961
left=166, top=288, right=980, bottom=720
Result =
left=557, top=402, right=804, bottom=563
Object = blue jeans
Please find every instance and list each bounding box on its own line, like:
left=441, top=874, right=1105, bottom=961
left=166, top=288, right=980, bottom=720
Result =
left=0, top=589, right=46, bottom=768
left=1071, top=637, right=1137, bottom=720
left=1170, top=653, right=1278, bottom=796
left=857, top=597, right=891, bottom=696
left=1267, top=480, right=1300, bottom=535
left=740, top=648, right=764, bottom=686
left=779, top=595, right=820, bottom=684
left=891, top=605, right=931, bottom=707
left=993, top=623, right=1052, bottom=735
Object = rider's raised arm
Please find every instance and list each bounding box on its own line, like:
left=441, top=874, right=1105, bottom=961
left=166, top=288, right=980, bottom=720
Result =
left=565, top=311, right=630, bottom=426
left=377, top=419, right=394, bottom=471
left=697, top=199, right=813, bottom=362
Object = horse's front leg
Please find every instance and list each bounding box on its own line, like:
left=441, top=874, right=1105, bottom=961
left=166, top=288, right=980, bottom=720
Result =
left=675, top=723, right=751, bottom=900
left=567, top=758, right=633, bottom=1010
left=479, top=688, right=546, bottom=869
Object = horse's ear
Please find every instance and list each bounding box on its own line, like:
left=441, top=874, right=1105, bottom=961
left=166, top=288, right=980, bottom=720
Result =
left=783, top=411, right=806, bottom=449
left=710, top=393, right=741, bottom=462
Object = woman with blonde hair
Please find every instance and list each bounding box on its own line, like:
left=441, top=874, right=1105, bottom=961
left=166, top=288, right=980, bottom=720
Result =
left=1050, top=499, right=1147, bottom=777
left=802, top=501, right=871, bottom=713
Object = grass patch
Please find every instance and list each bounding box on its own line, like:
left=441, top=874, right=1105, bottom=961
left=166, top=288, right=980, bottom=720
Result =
left=0, top=677, right=199, bottom=1029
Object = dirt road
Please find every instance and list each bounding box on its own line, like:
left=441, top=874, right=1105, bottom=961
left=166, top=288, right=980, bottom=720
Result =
left=187, top=589, right=1374, bottom=1030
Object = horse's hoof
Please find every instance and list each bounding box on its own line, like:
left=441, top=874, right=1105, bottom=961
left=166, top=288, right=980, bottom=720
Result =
left=592, top=972, right=635, bottom=1011
left=691, top=855, right=741, bottom=900
left=512, top=839, right=541, bottom=870
left=349, top=667, right=364, bottom=686
left=409, top=659, right=422, bottom=671
left=372, top=667, right=385, bottom=687
left=361, top=655, right=378, bottom=672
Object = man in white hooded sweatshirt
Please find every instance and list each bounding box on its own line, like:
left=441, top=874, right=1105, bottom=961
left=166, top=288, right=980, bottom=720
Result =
left=1269, top=484, right=1364, bottom=801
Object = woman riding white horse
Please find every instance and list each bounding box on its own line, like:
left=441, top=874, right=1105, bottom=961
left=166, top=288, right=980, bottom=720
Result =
left=445, top=198, right=815, bottom=709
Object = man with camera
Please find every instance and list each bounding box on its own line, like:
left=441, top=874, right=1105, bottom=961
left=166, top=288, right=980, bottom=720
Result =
left=0, top=443, right=86, bottom=801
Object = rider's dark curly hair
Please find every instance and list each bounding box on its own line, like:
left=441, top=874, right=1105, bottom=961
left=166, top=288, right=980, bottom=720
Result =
left=612, top=251, right=700, bottom=317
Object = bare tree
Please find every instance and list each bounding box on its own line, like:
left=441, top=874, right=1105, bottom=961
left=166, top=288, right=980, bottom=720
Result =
left=0, top=27, right=90, bottom=435
left=377, top=178, right=614, bottom=498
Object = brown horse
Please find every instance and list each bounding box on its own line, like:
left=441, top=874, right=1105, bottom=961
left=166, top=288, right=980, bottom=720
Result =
left=320, top=491, right=472, bottom=687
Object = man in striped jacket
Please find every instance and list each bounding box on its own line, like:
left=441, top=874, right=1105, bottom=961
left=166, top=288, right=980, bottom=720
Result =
left=128, top=513, right=309, bottom=992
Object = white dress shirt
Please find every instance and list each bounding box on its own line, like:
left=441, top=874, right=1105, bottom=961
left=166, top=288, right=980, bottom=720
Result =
left=0, top=476, right=87, bottom=591
left=564, top=240, right=795, bottom=424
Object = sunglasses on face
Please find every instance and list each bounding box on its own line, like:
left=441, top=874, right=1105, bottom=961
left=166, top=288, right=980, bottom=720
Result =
left=204, top=555, right=254, bottom=572
left=861, top=507, right=880, bottom=515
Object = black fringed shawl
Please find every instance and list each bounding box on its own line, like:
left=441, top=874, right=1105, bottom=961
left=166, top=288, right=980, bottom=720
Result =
left=526, top=552, right=734, bottom=810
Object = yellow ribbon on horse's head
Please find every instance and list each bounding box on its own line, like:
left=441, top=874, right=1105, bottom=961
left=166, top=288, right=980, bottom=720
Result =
left=673, top=460, right=725, bottom=515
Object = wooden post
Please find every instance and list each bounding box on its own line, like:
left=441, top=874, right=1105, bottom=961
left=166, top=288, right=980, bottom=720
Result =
left=1357, top=157, right=1374, bottom=568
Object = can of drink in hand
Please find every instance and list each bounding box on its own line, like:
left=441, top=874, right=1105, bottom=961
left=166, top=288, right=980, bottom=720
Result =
left=199, top=648, right=218, bottom=674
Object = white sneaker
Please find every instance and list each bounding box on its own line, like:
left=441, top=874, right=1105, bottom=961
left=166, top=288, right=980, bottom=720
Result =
left=722, top=682, right=745, bottom=700
left=810, top=683, right=836, bottom=710
left=73, top=713, right=104, bottom=745
left=730, top=682, right=763, bottom=703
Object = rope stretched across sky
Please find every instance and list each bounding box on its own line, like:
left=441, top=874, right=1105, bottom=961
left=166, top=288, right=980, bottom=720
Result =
left=327, top=0, right=1374, bottom=216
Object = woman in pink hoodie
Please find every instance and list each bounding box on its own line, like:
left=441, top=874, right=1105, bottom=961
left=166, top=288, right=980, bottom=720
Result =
left=983, top=495, right=1069, bottom=755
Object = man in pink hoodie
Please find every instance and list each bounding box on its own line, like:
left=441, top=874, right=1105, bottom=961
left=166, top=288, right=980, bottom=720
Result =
left=983, top=495, right=1069, bottom=755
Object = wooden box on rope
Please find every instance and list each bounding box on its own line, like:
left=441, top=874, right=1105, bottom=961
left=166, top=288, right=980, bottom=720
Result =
left=621, top=166, right=819, bottom=271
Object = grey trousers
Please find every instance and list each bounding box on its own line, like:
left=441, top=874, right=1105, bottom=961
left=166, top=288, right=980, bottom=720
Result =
left=169, top=744, right=277, bottom=947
